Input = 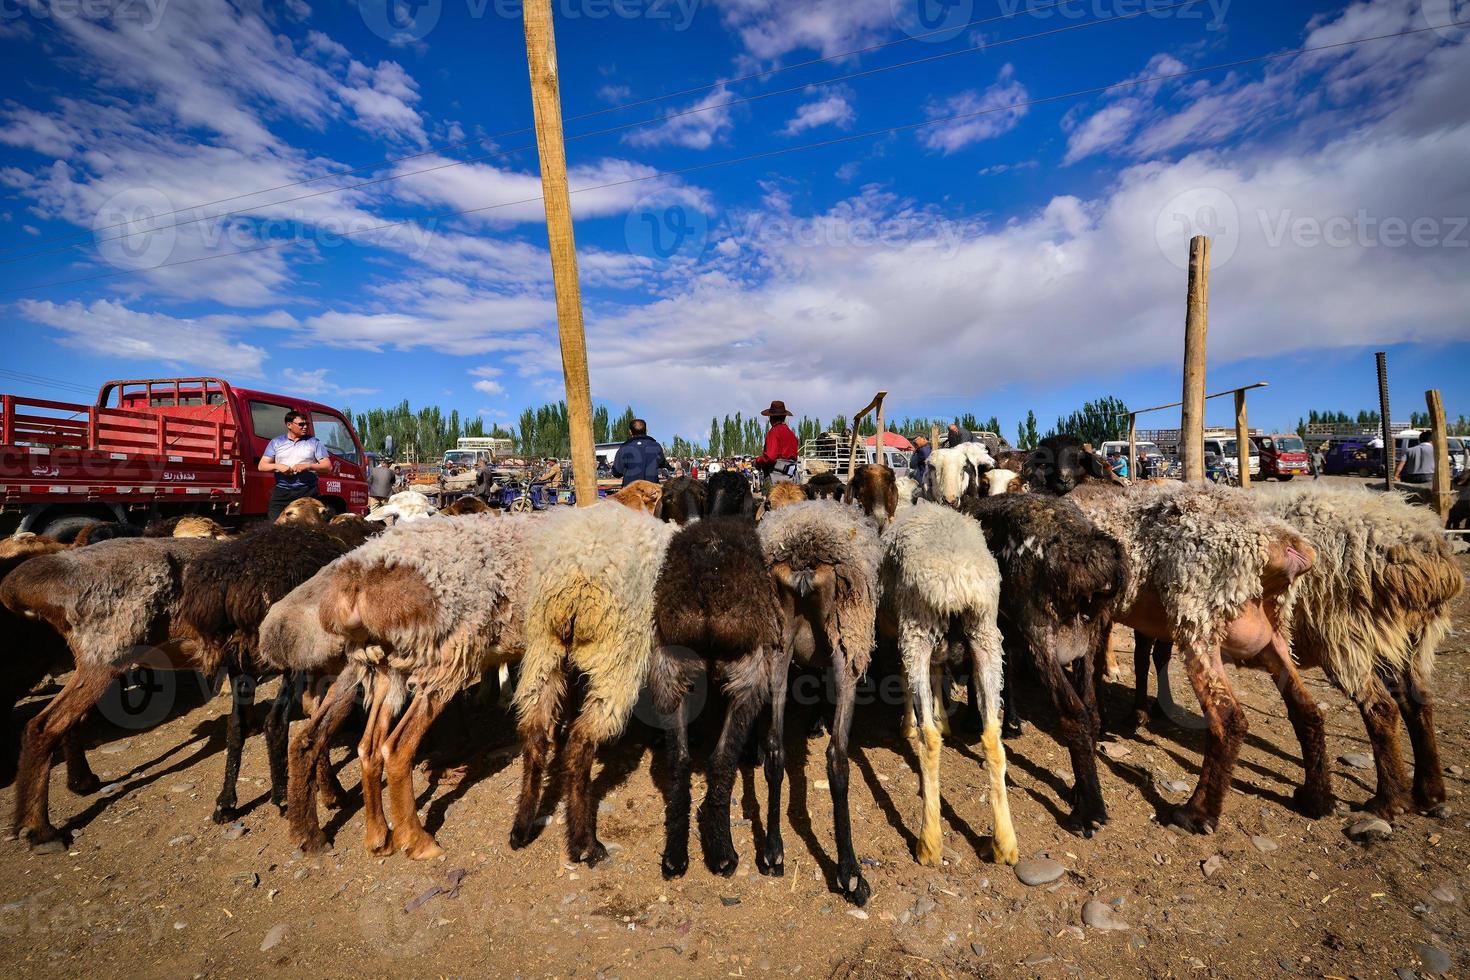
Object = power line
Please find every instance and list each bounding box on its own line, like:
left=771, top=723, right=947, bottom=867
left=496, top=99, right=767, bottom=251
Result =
left=0, top=0, right=1169, bottom=256
left=0, top=367, right=97, bottom=395
left=2, top=20, right=1459, bottom=299
left=1, top=0, right=1204, bottom=266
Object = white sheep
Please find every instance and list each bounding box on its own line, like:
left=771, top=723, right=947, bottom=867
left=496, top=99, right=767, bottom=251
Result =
left=925, top=443, right=996, bottom=506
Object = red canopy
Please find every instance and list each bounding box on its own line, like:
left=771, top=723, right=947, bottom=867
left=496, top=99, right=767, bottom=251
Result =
left=864, top=432, right=913, bottom=451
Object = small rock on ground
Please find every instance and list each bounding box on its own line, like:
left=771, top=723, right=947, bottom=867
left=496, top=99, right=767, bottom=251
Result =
left=1345, top=817, right=1393, bottom=843
left=1099, top=742, right=1131, bottom=761
left=223, top=821, right=247, bottom=841
left=1431, top=886, right=1458, bottom=904
left=1160, top=779, right=1190, bottom=794
left=1201, top=855, right=1224, bottom=878
left=261, top=923, right=288, bottom=952
left=912, top=895, right=936, bottom=917
left=1015, top=857, right=1065, bottom=886
left=1413, top=944, right=1452, bottom=974
left=1339, top=752, right=1373, bottom=770
left=1250, top=836, right=1279, bottom=854
left=1082, top=900, right=1129, bottom=931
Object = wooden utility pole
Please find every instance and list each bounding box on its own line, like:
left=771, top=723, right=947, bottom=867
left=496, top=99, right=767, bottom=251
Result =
left=1127, top=414, right=1137, bottom=482
left=1426, top=389, right=1452, bottom=520
left=1180, top=236, right=1211, bottom=482
left=523, top=0, right=597, bottom=506
left=845, top=391, right=887, bottom=478
left=1377, top=352, right=1395, bottom=493
left=1234, top=389, right=1251, bottom=489
left=875, top=402, right=885, bottom=466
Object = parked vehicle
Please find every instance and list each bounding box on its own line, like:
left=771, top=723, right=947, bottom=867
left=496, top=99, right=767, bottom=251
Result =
left=1203, top=436, right=1260, bottom=479
left=797, top=432, right=910, bottom=481
left=1322, top=438, right=1383, bottom=477
left=1252, top=433, right=1311, bottom=481
left=0, top=377, right=370, bottom=538
left=1099, top=440, right=1166, bottom=478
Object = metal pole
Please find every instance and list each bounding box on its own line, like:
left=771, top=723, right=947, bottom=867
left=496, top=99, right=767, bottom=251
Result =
left=523, top=0, right=598, bottom=507
left=1180, top=236, right=1210, bottom=482
left=1376, top=352, right=1395, bottom=492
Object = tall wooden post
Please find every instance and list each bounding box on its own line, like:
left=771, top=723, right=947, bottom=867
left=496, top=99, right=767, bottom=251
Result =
left=875, top=403, right=885, bottom=467
left=523, top=0, right=597, bottom=506
left=1234, top=389, right=1251, bottom=489
left=1180, top=236, right=1210, bottom=482
left=1427, top=389, right=1452, bottom=520
left=1127, top=414, right=1137, bottom=482
left=1377, top=352, right=1394, bottom=492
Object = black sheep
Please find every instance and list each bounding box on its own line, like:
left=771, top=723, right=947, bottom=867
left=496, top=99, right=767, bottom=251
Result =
left=705, top=470, right=756, bottom=518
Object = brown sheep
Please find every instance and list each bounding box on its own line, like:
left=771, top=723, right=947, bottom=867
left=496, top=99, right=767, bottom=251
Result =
left=610, top=479, right=663, bottom=515
left=766, top=481, right=807, bottom=510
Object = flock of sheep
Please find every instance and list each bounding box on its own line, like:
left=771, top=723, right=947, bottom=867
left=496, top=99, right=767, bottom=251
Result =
left=0, top=436, right=1462, bottom=911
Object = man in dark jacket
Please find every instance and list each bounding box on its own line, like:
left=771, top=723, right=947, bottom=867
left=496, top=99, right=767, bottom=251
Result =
left=909, top=435, right=932, bottom=485
left=612, top=419, right=671, bottom=487
left=368, top=456, right=396, bottom=508
left=946, top=422, right=973, bottom=448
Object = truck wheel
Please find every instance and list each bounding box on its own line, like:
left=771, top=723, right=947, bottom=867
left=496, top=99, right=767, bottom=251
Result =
left=41, top=514, right=102, bottom=543
left=1278, top=474, right=1294, bottom=482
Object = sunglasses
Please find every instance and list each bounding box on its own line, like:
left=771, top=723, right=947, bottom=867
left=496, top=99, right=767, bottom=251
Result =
left=289, top=420, right=308, bottom=427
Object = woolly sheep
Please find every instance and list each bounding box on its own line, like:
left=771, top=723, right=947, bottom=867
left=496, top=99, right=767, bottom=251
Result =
left=925, top=442, right=995, bottom=506
left=367, top=490, right=438, bottom=524
left=658, top=475, right=707, bottom=523
left=315, top=513, right=543, bottom=857
left=510, top=501, right=676, bottom=864
left=758, top=500, right=881, bottom=904
left=1, top=536, right=218, bottom=845
left=880, top=499, right=1018, bottom=867
left=765, top=481, right=807, bottom=510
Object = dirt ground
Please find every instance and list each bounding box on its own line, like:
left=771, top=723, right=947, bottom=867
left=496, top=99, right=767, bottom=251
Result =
left=1, top=514, right=1467, bottom=978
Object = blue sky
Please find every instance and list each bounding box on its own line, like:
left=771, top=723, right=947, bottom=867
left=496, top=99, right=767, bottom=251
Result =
left=1, top=0, right=1466, bottom=448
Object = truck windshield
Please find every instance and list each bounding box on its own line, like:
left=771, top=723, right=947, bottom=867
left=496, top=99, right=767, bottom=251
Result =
left=311, top=413, right=359, bottom=465
left=1275, top=437, right=1306, bottom=453
left=443, top=451, right=478, bottom=468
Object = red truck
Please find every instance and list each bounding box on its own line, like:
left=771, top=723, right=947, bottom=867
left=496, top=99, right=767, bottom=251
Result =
left=1250, top=433, right=1311, bottom=481
left=0, top=377, right=371, bottom=539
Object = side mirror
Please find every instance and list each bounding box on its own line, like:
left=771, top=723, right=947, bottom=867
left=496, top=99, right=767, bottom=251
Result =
left=384, top=435, right=396, bottom=457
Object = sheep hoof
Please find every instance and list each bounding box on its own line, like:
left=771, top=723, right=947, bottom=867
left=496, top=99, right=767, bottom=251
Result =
left=1355, top=794, right=1408, bottom=821
left=661, top=852, right=689, bottom=879
left=1002, top=719, right=1022, bottom=740
left=295, top=828, right=330, bottom=854
left=837, top=869, right=871, bottom=907
left=211, top=803, right=239, bottom=825
left=66, top=772, right=102, bottom=797
left=508, top=823, right=537, bottom=850
left=991, top=839, right=1020, bottom=866
left=571, top=840, right=609, bottom=866
left=1102, top=668, right=1123, bottom=684
left=707, top=851, right=739, bottom=878
left=898, top=720, right=917, bottom=740
left=403, top=836, right=444, bottom=861
left=1291, top=785, right=1335, bottom=820
left=759, top=854, right=785, bottom=877
left=1424, top=803, right=1453, bottom=820
left=1168, top=807, right=1217, bottom=835
left=23, top=826, right=66, bottom=851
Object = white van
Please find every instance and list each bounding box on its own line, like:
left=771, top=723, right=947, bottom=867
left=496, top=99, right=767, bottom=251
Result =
left=1203, top=436, right=1260, bottom=478
left=1098, top=440, right=1166, bottom=478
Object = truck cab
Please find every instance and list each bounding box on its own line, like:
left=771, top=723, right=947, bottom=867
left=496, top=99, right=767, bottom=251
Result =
left=1202, top=436, right=1260, bottom=479
left=1251, top=433, right=1310, bottom=481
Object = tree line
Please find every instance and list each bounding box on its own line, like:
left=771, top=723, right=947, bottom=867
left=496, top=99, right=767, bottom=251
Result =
left=1295, top=408, right=1470, bottom=437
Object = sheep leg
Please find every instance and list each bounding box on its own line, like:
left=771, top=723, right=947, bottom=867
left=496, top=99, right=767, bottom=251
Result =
left=827, top=663, right=870, bottom=907
left=898, top=673, right=916, bottom=740
left=509, top=664, right=563, bottom=851
left=1031, top=637, right=1107, bottom=836
left=1253, top=635, right=1334, bottom=818
left=698, top=659, right=764, bottom=877
left=759, top=645, right=793, bottom=876
left=1389, top=666, right=1447, bottom=814
left=1001, top=632, right=1024, bottom=739
left=287, top=669, right=358, bottom=852
left=358, top=681, right=395, bottom=855
left=562, top=711, right=609, bottom=866
left=213, top=668, right=254, bottom=824
left=660, top=699, right=692, bottom=879
left=384, top=693, right=448, bottom=859
left=1338, top=671, right=1411, bottom=820
left=62, top=725, right=101, bottom=796
left=1171, top=643, right=1245, bottom=835
left=14, top=663, right=119, bottom=846
left=1130, top=634, right=1155, bottom=728
left=930, top=664, right=951, bottom=738
left=961, top=666, right=983, bottom=734
left=903, top=623, right=944, bottom=868
left=263, top=671, right=298, bottom=813
left=970, top=620, right=1019, bottom=866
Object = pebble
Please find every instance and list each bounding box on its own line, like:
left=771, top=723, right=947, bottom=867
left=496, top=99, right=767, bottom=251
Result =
left=167, top=833, right=196, bottom=847
left=100, top=742, right=130, bottom=755
left=970, top=942, right=985, bottom=957
left=173, top=921, right=186, bottom=931
left=1339, top=752, right=1373, bottom=770
left=260, top=923, right=288, bottom=952
left=1130, top=935, right=1148, bottom=950
left=597, top=802, right=614, bottom=813
left=1250, top=836, right=1279, bottom=854
left=1345, top=817, right=1393, bottom=843
left=169, top=782, right=195, bottom=793
left=1015, top=857, right=1065, bottom=886
left=846, top=910, right=868, bottom=920
left=223, top=822, right=247, bottom=841
left=32, top=839, right=66, bottom=855
left=98, top=783, right=123, bottom=798
left=1160, top=779, right=1190, bottom=794
left=1413, top=944, right=1452, bottom=974
left=1022, top=954, right=1054, bottom=966
left=1082, top=900, right=1129, bottom=931
left=1201, top=855, right=1224, bottom=878
left=1431, top=886, right=1458, bottom=904
left=1396, top=969, right=1417, bottom=980
left=912, top=895, right=936, bottom=918
left=1062, top=926, right=1085, bottom=941
left=1098, top=742, right=1131, bottom=761
left=720, top=897, right=740, bottom=907
left=1447, top=765, right=1463, bottom=777
left=814, top=779, right=830, bottom=790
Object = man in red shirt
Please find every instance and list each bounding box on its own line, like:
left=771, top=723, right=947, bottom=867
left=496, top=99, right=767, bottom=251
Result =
left=754, top=399, right=800, bottom=485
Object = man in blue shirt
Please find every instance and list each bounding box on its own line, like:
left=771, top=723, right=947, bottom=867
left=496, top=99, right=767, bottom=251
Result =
left=260, top=410, right=332, bottom=519
left=612, top=419, right=671, bottom=487
left=909, top=435, right=932, bottom=486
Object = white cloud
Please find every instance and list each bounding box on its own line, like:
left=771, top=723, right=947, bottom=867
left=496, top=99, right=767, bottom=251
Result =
left=280, top=368, right=377, bottom=398
left=920, top=66, right=1029, bottom=154
left=473, top=378, right=506, bottom=396
left=622, top=85, right=735, bottom=150
left=18, top=299, right=269, bottom=375
left=711, top=0, right=893, bottom=61
left=782, top=89, right=856, bottom=136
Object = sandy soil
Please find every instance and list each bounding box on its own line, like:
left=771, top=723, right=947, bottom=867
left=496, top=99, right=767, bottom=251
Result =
left=0, top=521, right=1466, bottom=979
